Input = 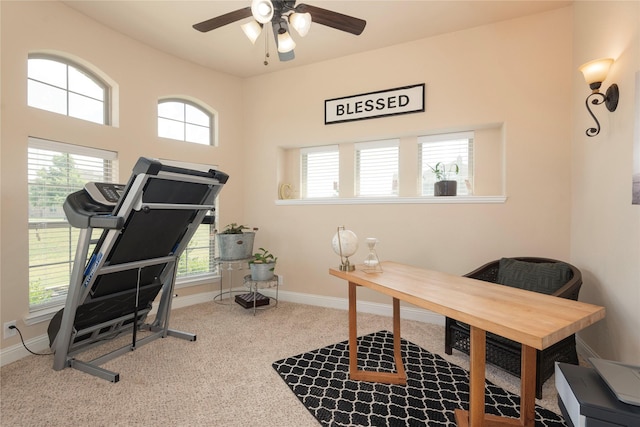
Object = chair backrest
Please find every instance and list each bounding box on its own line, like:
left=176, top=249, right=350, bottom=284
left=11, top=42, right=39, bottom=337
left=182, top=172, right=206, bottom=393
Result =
left=464, top=257, right=582, bottom=300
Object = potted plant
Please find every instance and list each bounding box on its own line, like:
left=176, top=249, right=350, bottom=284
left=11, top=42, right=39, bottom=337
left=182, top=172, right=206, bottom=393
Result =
left=249, top=247, right=277, bottom=281
left=429, top=162, right=459, bottom=196
left=216, top=223, right=257, bottom=260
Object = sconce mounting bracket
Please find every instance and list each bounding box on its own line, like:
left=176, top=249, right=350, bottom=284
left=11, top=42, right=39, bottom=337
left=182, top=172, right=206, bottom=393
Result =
left=605, top=84, right=619, bottom=112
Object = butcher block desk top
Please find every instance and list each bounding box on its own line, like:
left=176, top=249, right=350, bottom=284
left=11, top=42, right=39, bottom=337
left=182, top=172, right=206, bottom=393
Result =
left=330, top=261, right=605, bottom=350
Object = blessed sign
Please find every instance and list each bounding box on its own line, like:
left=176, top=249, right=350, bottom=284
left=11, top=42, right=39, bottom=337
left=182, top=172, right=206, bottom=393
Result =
left=325, top=83, right=425, bottom=125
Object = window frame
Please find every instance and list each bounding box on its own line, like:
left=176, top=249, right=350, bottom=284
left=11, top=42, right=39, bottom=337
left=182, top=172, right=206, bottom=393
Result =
left=418, top=131, right=474, bottom=197
left=355, top=139, right=400, bottom=197
left=27, top=54, right=110, bottom=125
left=27, top=137, right=118, bottom=312
left=157, top=98, right=214, bottom=146
left=300, top=145, right=340, bottom=198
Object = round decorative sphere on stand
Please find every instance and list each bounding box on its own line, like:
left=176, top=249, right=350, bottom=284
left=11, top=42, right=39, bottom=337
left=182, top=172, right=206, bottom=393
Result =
left=332, top=226, right=358, bottom=271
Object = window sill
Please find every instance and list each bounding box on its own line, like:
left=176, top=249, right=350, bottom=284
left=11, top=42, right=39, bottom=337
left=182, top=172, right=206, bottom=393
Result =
left=275, top=196, right=507, bottom=206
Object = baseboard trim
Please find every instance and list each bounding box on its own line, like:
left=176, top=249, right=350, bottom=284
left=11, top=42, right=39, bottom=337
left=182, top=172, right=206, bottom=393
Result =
left=0, top=289, right=439, bottom=367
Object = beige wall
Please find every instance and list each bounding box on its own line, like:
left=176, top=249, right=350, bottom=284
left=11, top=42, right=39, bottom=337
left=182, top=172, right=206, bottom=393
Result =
left=571, top=1, right=640, bottom=364
left=0, top=1, right=246, bottom=349
left=242, top=8, right=573, bottom=303
left=2, top=1, right=636, bottom=365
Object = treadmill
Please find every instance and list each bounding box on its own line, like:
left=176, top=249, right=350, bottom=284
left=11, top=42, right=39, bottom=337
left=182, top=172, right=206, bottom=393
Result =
left=47, top=157, right=228, bottom=382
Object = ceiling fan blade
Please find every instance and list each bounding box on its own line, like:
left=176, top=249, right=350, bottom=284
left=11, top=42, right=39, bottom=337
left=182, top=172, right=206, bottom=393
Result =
left=295, top=4, right=366, bottom=35
left=193, top=7, right=252, bottom=32
left=272, top=21, right=295, bottom=62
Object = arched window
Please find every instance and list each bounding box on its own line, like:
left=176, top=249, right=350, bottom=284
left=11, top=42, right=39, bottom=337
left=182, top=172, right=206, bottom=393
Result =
left=27, top=55, right=109, bottom=125
left=158, top=99, right=213, bottom=145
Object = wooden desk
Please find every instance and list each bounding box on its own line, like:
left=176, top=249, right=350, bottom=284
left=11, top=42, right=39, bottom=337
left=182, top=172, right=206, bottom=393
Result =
left=329, top=261, right=605, bottom=427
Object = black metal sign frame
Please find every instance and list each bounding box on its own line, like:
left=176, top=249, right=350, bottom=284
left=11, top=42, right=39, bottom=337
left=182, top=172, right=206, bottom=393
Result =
left=325, top=83, right=425, bottom=125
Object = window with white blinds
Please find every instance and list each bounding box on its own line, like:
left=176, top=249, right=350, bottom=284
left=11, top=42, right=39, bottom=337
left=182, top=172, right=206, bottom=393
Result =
left=355, top=139, right=399, bottom=197
left=27, top=138, right=118, bottom=311
left=301, top=145, right=339, bottom=198
left=419, top=132, right=474, bottom=196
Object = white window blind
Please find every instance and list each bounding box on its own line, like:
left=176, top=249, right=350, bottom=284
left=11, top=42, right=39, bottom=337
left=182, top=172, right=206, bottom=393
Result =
left=419, top=132, right=474, bottom=196
left=301, top=145, right=339, bottom=198
left=355, top=139, right=399, bottom=197
left=28, top=138, right=117, bottom=311
left=28, top=56, right=108, bottom=125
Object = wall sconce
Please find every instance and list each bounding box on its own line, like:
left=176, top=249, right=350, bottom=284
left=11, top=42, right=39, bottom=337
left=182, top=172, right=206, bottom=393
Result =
left=579, top=58, right=619, bottom=137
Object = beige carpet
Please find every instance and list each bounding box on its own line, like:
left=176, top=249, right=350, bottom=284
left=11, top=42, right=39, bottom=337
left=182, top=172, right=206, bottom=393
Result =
left=1, top=300, right=561, bottom=426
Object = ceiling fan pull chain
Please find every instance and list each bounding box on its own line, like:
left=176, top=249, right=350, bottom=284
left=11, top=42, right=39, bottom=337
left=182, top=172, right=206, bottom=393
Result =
left=264, top=23, right=270, bottom=66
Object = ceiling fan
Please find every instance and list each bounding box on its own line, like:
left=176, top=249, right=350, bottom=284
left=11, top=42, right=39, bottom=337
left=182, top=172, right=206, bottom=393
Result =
left=193, top=0, right=366, bottom=63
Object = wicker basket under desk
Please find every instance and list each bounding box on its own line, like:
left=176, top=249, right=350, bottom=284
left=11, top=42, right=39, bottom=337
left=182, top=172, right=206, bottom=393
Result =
left=444, top=257, right=582, bottom=399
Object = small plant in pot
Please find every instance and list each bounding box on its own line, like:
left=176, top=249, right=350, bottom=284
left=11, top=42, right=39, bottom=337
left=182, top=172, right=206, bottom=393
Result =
left=216, top=223, right=257, bottom=261
left=249, top=248, right=277, bottom=281
left=429, top=162, right=459, bottom=196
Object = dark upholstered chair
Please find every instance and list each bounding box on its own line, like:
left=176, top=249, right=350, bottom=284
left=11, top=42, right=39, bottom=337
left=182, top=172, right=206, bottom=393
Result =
left=444, top=257, right=582, bottom=399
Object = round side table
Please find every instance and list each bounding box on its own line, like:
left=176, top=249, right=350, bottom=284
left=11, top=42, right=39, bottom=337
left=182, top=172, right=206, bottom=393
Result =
left=239, top=274, right=279, bottom=315
left=213, top=258, right=250, bottom=305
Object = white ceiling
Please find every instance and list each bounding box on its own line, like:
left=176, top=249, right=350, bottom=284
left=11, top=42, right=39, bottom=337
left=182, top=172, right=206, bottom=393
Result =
left=62, top=1, right=572, bottom=78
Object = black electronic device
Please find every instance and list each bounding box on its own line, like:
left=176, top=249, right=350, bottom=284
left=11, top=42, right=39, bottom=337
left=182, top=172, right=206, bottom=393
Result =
left=84, top=182, right=126, bottom=206
left=556, top=362, right=640, bottom=427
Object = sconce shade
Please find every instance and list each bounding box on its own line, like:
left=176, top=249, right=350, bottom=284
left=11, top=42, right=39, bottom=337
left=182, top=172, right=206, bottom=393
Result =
left=289, top=12, right=312, bottom=37
left=241, top=20, right=262, bottom=44
left=579, top=58, right=619, bottom=137
left=251, top=0, right=274, bottom=24
left=579, top=58, right=614, bottom=91
left=277, top=31, right=296, bottom=53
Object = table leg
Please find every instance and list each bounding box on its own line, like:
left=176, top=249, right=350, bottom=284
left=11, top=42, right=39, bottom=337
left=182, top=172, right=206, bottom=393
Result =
left=520, top=345, right=536, bottom=427
left=454, top=326, right=488, bottom=426
left=348, top=282, right=406, bottom=384
left=348, top=282, right=358, bottom=376
left=455, top=326, right=535, bottom=427
left=392, top=297, right=406, bottom=379
left=469, top=326, right=487, bottom=425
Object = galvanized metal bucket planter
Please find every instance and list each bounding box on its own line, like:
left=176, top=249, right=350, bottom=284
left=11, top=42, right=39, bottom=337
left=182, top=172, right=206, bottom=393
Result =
left=217, top=232, right=255, bottom=260
left=250, top=262, right=276, bottom=281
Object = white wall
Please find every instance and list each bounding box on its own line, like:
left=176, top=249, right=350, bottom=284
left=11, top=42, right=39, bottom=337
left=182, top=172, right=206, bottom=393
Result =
left=241, top=9, right=574, bottom=306
left=0, top=1, right=246, bottom=350
left=571, top=1, right=640, bottom=364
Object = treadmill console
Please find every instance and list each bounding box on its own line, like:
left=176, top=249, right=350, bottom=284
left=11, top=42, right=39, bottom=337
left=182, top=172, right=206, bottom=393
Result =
left=84, top=182, right=126, bottom=206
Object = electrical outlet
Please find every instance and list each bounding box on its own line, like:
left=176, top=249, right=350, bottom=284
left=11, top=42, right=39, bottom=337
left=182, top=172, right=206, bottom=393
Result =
left=278, top=275, right=283, bottom=287
left=3, top=321, right=17, bottom=339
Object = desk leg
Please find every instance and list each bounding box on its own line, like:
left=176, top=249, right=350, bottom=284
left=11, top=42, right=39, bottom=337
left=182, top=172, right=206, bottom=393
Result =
left=348, top=282, right=406, bottom=385
left=455, top=327, right=535, bottom=427
left=520, top=345, right=536, bottom=427
left=469, top=326, right=487, bottom=425
left=454, top=326, right=487, bottom=426
left=348, top=282, right=358, bottom=376
left=392, top=297, right=406, bottom=380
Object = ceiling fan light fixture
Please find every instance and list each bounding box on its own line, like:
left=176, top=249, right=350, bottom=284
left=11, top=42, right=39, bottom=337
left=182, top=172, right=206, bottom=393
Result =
left=241, top=20, right=263, bottom=44
left=251, top=0, right=274, bottom=24
left=289, top=12, right=311, bottom=37
left=277, top=30, right=296, bottom=53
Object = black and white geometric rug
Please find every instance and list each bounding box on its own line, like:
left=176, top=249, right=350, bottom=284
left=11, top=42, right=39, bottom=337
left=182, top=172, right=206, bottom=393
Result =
left=273, top=330, right=567, bottom=427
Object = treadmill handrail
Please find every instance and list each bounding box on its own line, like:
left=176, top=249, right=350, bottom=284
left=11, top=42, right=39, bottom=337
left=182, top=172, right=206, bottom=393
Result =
left=98, top=255, right=177, bottom=274
left=138, top=203, right=215, bottom=211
